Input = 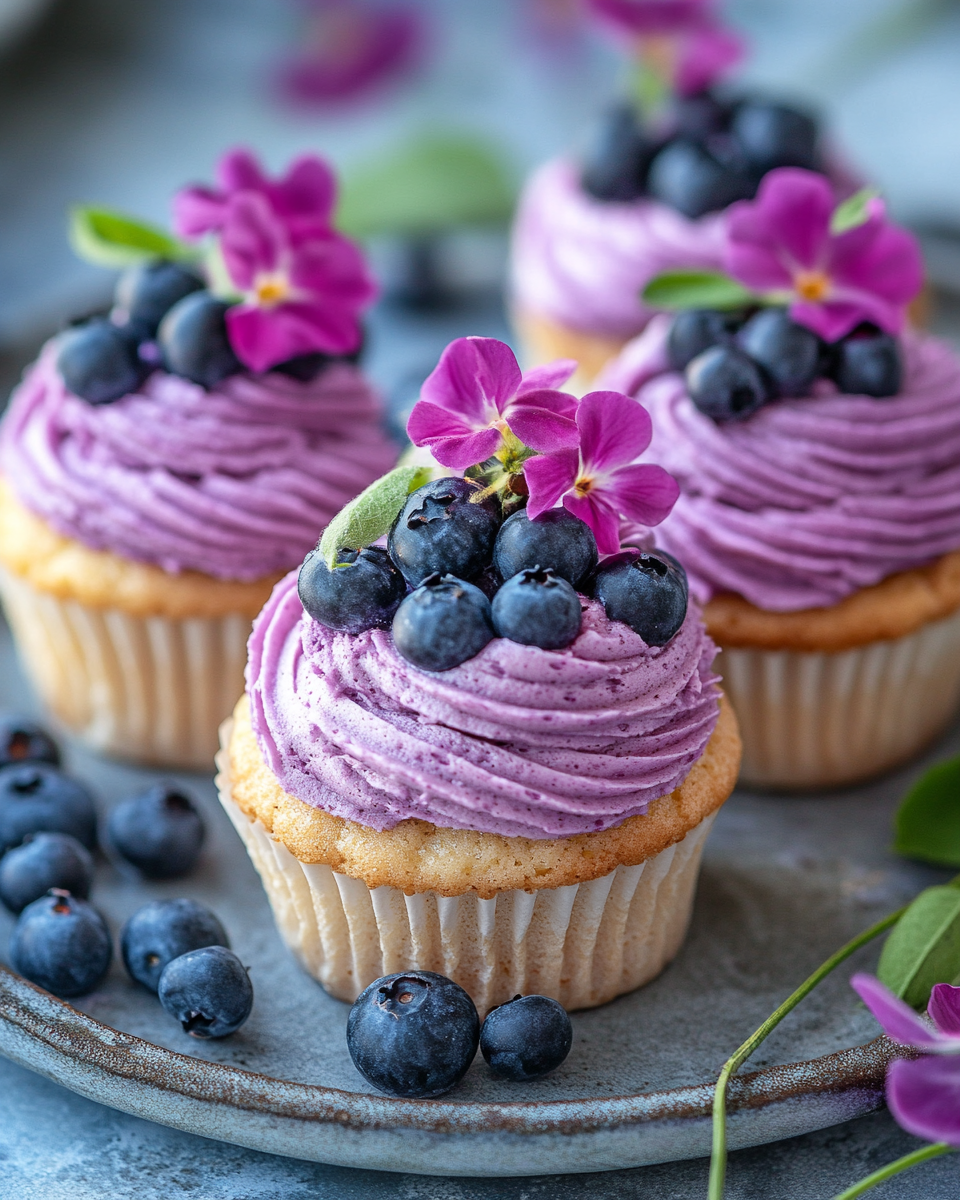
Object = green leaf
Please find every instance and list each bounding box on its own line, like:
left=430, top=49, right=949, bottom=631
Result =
left=894, top=756, right=960, bottom=866
left=641, top=271, right=757, bottom=311
left=830, top=187, right=881, bottom=235
left=69, top=205, right=197, bottom=269
left=878, top=884, right=960, bottom=1008
left=318, top=465, right=432, bottom=569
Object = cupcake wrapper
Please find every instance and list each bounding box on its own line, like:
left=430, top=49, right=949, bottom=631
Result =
left=0, top=566, right=249, bottom=769
left=719, top=606, right=960, bottom=789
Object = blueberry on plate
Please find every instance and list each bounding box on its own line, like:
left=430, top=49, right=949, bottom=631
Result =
left=737, top=307, right=822, bottom=397
left=123, top=899, right=229, bottom=993
left=580, top=103, right=655, bottom=203
left=686, top=344, right=769, bottom=422
left=392, top=575, right=494, bottom=672
left=492, top=568, right=582, bottom=651
left=480, top=994, right=573, bottom=1082
left=0, top=716, right=60, bottom=769
left=11, top=889, right=112, bottom=998
left=388, top=478, right=501, bottom=588
left=0, top=763, right=97, bottom=856
left=56, top=318, right=150, bottom=405
left=591, top=550, right=689, bottom=646
left=829, top=331, right=901, bottom=398
left=113, top=261, right=205, bottom=339
left=298, top=546, right=406, bottom=633
left=0, top=832, right=94, bottom=914
left=347, top=971, right=480, bottom=1098
left=646, top=137, right=755, bottom=220
left=666, top=309, right=735, bottom=372
left=158, top=945, right=252, bottom=1038
left=729, top=100, right=819, bottom=173
left=493, top=508, right=598, bottom=589
left=158, top=291, right=242, bottom=388
left=106, top=783, right=205, bottom=879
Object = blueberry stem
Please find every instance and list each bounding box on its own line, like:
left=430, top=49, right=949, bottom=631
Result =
left=830, top=1142, right=952, bottom=1200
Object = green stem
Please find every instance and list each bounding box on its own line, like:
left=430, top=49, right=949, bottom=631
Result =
left=832, top=1142, right=952, bottom=1199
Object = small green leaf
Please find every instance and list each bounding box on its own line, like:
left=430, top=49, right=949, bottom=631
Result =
left=641, top=271, right=757, bottom=311
left=69, top=205, right=197, bottom=269
left=830, top=187, right=881, bottom=235
left=878, top=885, right=960, bottom=1008
left=318, top=465, right=432, bottom=569
left=894, top=756, right=960, bottom=866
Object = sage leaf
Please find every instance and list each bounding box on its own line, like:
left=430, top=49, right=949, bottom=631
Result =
left=69, top=206, right=197, bottom=269
left=641, top=270, right=757, bottom=311
left=319, top=465, right=432, bottom=569
left=877, top=885, right=960, bottom=1009
left=830, top=187, right=881, bottom=235
left=894, top=756, right=960, bottom=867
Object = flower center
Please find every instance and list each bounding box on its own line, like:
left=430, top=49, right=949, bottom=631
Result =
left=574, top=475, right=593, bottom=498
left=252, top=271, right=292, bottom=308
left=793, top=269, right=831, bottom=303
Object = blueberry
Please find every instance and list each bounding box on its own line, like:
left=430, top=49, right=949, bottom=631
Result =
left=737, top=307, right=822, bottom=397
left=346, top=971, right=480, bottom=1098
left=113, top=261, right=205, bottom=339
left=730, top=100, right=819, bottom=173
left=591, top=550, right=689, bottom=645
left=671, top=90, right=731, bottom=140
left=686, top=344, right=769, bottom=422
left=392, top=575, right=494, bottom=672
left=273, top=352, right=334, bottom=382
left=157, top=945, right=252, bottom=1038
left=106, top=783, right=205, bottom=879
left=121, top=899, right=229, bottom=993
left=0, top=716, right=60, bottom=769
left=158, top=292, right=242, bottom=388
left=298, top=546, right=406, bottom=634
left=0, top=833, right=94, bottom=914
left=56, top=318, right=150, bottom=404
left=0, top=764, right=97, bottom=856
left=491, top=568, right=582, bottom=650
left=580, top=103, right=655, bottom=202
left=493, top=508, right=598, bottom=589
left=647, top=138, right=755, bottom=219
left=480, top=994, right=573, bottom=1082
left=11, top=889, right=112, bottom=998
left=388, top=478, right=501, bottom=588
left=829, top=331, right=901, bottom=398
left=667, top=309, right=734, bottom=372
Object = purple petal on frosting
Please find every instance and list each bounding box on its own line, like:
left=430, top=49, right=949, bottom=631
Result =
left=524, top=448, right=579, bottom=519
left=269, top=154, right=337, bottom=227
left=171, top=186, right=227, bottom=239
left=517, top=358, right=578, bottom=396
left=506, top=392, right=580, bottom=452
left=420, top=337, right=523, bottom=425
left=577, top=391, right=653, bottom=473
left=929, top=984, right=960, bottom=1038
left=607, top=463, right=680, bottom=527
left=220, top=192, right=284, bottom=291
left=851, top=974, right=945, bottom=1048
left=421, top=427, right=503, bottom=470
left=887, top=1056, right=960, bottom=1146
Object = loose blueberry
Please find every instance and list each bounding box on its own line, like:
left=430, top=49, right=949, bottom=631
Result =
left=157, top=945, right=252, bottom=1038
left=647, top=137, right=755, bottom=219
left=480, top=994, right=573, bottom=1082
left=0, top=764, right=97, bottom=856
left=298, top=546, right=407, bottom=634
left=0, top=716, right=60, bottom=769
left=392, top=575, right=494, bottom=672
left=10, top=889, right=112, bottom=998
left=686, top=344, right=769, bottom=422
left=106, top=783, right=205, bottom=879
left=346, top=971, right=480, bottom=1098
left=122, top=899, right=229, bottom=993
left=492, top=568, right=582, bottom=650
left=493, top=508, right=598, bottom=589
left=388, top=478, right=501, bottom=588
left=730, top=100, right=819, bottom=173
left=829, top=331, right=901, bottom=398
left=580, top=103, right=655, bottom=202
left=591, top=550, right=689, bottom=645
left=56, top=318, right=150, bottom=404
left=667, top=309, right=734, bottom=372
left=737, top=307, right=821, bottom=397
left=0, top=833, right=94, bottom=914
left=158, top=291, right=242, bottom=388
left=113, top=261, right=205, bottom=339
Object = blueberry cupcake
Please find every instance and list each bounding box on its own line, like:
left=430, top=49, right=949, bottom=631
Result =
left=0, top=150, right=397, bottom=768
left=217, top=335, right=740, bottom=1012
left=600, top=168, right=960, bottom=788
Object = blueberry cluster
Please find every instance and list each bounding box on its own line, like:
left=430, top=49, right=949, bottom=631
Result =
left=0, top=718, right=252, bottom=1036
left=55, top=260, right=360, bottom=405
left=668, top=307, right=902, bottom=423
left=346, top=971, right=573, bottom=1097
left=582, top=93, right=820, bottom=218
left=298, top=479, right=691, bottom=672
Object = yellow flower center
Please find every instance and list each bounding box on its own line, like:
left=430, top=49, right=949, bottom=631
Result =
left=793, top=269, right=831, bottom=303
left=574, top=475, right=594, bottom=498
left=253, top=272, right=292, bottom=308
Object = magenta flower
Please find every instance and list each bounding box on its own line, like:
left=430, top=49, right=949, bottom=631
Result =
left=725, top=168, right=924, bottom=342
left=852, top=973, right=960, bottom=1146
left=524, top=391, right=679, bottom=555
left=587, top=0, right=711, bottom=35
left=406, top=338, right=580, bottom=470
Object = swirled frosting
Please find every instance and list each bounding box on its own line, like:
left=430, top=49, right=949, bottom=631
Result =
left=509, top=158, right=728, bottom=338
left=246, top=570, right=720, bottom=839
left=0, top=342, right=398, bottom=581
left=623, top=328, right=960, bottom=611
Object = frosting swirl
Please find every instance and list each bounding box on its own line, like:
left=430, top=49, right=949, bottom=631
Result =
left=0, top=343, right=397, bottom=581
left=247, top=571, right=720, bottom=839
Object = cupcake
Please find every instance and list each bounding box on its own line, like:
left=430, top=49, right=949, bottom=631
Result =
left=217, top=335, right=741, bottom=1013
left=0, top=150, right=397, bottom=768
left=599, top=167, right=960, bottom=788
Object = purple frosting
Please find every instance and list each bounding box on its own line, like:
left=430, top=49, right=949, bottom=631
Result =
left=246, top=570, right=720, bottom=839
left=0, top=342, right=398, bottom=581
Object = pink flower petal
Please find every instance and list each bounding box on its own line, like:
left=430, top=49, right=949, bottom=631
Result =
left=563, top=492, right=622, bottom=555
left=587, top=0, right=710, bottom=36
left=289, top=234, right=378, bottom=310
left=788, top=299, right=866, bottom=343
left=226, top=305, right=305, bottom=373
left=420, top=337, right=523, bottom=425
left=675, top=22, right=744, bottom=96
left=930, top=984, right=960, bottom=1038
left=725, top=169, right=835, bottom=289
left=220, top=193, right=285, bottom=291
left=577, top=391, right=653, bottom=474
left=829, top=220, right=924, bottom=311
left=270, top=155, right=338, bottom=227
left=517, top=358, right=578, bottom=396
left=217, top=148, right=269, bottom=193
left=607, top=463, right=679, bottom=527
left=406, top=399, right=476, bottom=447
left=428, top=428, right=504, bottom=470
left=506, top=405, right=580, bottom=453
left=887, top=1056, right=960, bottom=1146
left=524, top=449, right=579, bottom=519
left=171, top=186, right=227, bottom=239
left=851, top=974, right=946, bottom=1049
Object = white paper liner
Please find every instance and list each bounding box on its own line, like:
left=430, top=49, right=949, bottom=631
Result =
left=0, top=566, right=250, bottom=769
left=718, top=605, right=960, bottom=789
